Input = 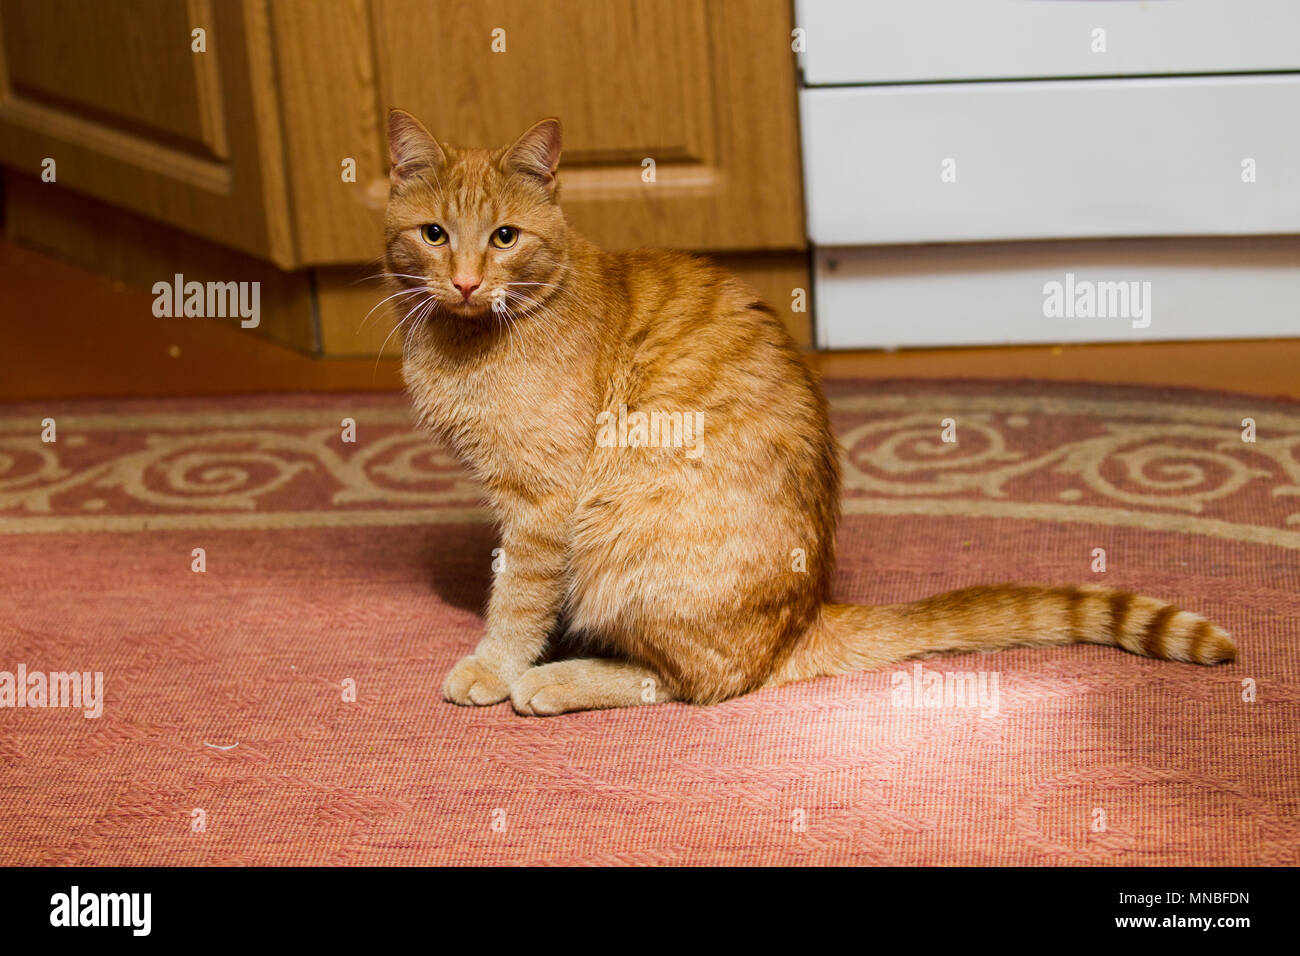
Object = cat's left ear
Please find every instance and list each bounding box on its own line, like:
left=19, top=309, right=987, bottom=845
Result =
left=388, top=109, right=446, bottom=188
left=503, top=118, right=562, bottom=195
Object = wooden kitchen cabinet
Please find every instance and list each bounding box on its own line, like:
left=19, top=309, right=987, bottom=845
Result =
left=0, top=0, right=809, bottom=352
left=0, top=0, right=296, bottom=265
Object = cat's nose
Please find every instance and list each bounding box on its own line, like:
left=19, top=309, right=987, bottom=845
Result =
left=453, top=277, right=481, bottom=301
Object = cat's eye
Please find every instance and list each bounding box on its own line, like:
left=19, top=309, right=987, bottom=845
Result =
left=490, top=226, right=518, bottom=249
left=420, top=224, right=448, bottom=246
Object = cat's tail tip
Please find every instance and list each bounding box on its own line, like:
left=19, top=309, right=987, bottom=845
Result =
left=1137, top=610, right=1236, bottom=665
left=1083, top=585, right=1236, bottom=664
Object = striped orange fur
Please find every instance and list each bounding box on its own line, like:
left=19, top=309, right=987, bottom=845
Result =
left=384, top=111, right=1237, bottom=716
left=769, top=585, right=1235, bottom=690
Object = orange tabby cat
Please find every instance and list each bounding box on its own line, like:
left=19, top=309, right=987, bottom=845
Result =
left=384, top=110, right=1236, bottom=716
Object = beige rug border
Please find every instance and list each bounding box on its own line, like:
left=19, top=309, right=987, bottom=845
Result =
left=2, top=394, right=1298, bottom=549
left=4, top=500, right=1300, bottom=553
left=0, top=392, right=1296, bottom=433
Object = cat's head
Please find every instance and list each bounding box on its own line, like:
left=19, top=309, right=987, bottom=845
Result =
left=383, top=110, right=568, bottom=322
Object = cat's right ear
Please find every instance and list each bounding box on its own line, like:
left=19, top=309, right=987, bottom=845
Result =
left=503, top=118, right=562, bottom=196
left=387, top=109, right=446, bottom=188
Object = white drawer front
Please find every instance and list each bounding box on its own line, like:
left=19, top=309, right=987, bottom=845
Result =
left=797, top=0, right=1300, bottom=85
left=813, top=239, right=1300, bottom=349
left=801, top=76, right=1300, bottom=245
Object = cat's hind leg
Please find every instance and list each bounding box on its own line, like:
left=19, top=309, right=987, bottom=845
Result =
left=509, top=658, right=675, bottom=716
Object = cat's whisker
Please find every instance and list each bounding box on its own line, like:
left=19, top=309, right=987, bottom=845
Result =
left=411, top=295, right=441, bottom=337
left=511, top=315, right=529, bottom=361
left=495, top=288, right=565, bottom=343
left=494, top=297, right=529, bottom=361
left=495, top=291, right=543, bottom=327
left=359, top=294, right=430, bottom=337
left=498, top=287, right=543, bottom=302
left=502, top=285, right=562, bottom=317
left=373, top=292, right=438, bottom=379
left=342, top=255, right=389, bottom=285
left=512, top=292, right=554, bottom=319
left=373, top=323, right=405, bottom=380
left=492, top=310, right=511, bottom=355
left=359, top=285, right=432, bottom=333
left=497, top=303, right=522, bottom=358
left=404, top=292, right=440, bottom=326
left=358, top=272, right=429, bottom=283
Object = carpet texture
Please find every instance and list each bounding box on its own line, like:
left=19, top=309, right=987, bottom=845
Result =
left=1, top=379, right=1297, bottom=865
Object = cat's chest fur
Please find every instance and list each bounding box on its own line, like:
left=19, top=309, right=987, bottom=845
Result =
left=403, top=342, right=593, bottom=500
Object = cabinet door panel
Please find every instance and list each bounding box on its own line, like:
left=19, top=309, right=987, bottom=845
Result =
left=377, top=0, right=714, bottom=167
left=286, top=0, right=805, bottom=262
left=0, top=0, right=293, bottom=264
left=1, top=0, right=223, bottom=157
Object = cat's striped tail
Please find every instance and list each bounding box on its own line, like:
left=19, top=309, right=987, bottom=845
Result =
left=771, top=584, right=1236, bottom=685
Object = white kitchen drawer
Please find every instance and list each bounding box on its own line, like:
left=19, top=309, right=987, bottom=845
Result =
left=801, top=75, right=1300, bottom=246
left=797, top=0, right=1300, bottom=85
left=813, top=238, right=1300, bottom=349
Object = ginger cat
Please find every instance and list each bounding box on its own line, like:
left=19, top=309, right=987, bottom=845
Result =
left=383, top=110, right=1236, bottom=716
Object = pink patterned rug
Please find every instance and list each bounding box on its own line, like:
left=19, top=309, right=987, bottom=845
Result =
left=1, top=380, right=1297, bottom=865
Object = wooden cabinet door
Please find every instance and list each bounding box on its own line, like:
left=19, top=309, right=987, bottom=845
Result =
left=277, top=0, right=806, bottom=264
left=0, top=0, right=294, bottom=265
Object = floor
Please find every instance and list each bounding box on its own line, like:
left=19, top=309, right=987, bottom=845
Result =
left=2, top=239, right=1298, bottom=401
left=4, top=381, right=1295, bottom=864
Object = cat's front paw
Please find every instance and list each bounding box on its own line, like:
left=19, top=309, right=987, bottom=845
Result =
left=442, top=655, right=512, bottom=706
